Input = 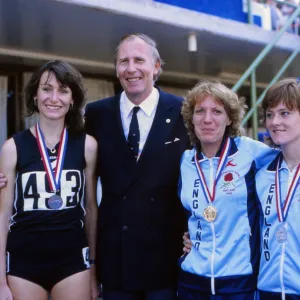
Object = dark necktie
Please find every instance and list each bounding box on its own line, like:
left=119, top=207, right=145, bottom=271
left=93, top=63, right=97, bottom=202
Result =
left=127, top=106, right=140, bottom=160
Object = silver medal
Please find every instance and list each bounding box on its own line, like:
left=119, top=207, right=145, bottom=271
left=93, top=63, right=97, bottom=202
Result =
left=275, top=224, right=287, bottom=243
left=48, top=195, right=63, bottom=209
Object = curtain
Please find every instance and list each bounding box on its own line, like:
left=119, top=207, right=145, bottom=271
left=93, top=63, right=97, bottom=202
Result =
left=84, top=78, right=115, bottom=105
left=158, top=85, right=189, bottom=98
left=0, top=76, right=8, bottom=148
left=23, top=72, right=39, bottom=129
left=84, top=78, right=115, bottom=205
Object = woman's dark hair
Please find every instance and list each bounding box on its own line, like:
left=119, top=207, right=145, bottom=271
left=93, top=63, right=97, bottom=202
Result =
left=261, top=77, right=300, bottom=147
left=25, top=60, right=86, bottom=134
left=262, top=77, right=300, bottom=119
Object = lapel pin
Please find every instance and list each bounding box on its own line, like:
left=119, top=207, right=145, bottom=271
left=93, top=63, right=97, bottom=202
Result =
left=166, top=119, right=171, bottom=123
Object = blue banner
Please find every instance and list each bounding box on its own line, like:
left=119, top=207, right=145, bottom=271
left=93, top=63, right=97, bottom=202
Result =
left=154, top=0, right=264, bottom=26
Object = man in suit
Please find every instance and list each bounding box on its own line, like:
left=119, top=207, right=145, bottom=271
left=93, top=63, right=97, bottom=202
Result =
left=0, top=33, right=189, bottom=299
left=84, top=33, right=189, bottom=299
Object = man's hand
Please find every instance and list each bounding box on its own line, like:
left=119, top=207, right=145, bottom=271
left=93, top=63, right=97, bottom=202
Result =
left=183, top=231, right=192, bottom=254
left=0, top=173, right=7, bottom=190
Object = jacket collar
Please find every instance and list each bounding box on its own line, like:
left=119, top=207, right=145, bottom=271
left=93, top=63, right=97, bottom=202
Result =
left=192, top=136, right=238, bottom=162
left=267, top=152, right=283, bottom=172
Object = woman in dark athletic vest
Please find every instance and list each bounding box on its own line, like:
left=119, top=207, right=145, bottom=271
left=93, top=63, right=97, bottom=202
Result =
left=0, top=61, right=98, bottom=300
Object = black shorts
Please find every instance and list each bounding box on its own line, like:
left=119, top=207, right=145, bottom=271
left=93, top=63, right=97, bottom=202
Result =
left=6, top=228, right=90, bottom=291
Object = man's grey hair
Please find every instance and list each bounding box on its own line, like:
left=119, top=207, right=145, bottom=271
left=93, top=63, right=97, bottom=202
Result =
left=114, top=33, right=164, bottom=82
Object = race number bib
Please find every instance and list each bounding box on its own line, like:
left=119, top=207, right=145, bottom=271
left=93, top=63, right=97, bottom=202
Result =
left=21, top=170, right=82, bottom=211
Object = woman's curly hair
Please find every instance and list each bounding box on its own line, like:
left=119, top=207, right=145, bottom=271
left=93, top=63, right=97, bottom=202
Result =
left=181, top=80, right=247, bottom=147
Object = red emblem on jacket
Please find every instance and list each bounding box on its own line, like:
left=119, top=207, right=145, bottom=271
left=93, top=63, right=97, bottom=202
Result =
left=224, top=173, right=233, bottom=182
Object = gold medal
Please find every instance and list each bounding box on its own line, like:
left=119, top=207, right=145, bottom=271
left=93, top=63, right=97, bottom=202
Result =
left=194, top=138, right=230, bottom=224
left=203, top=206, right=217, bottom=222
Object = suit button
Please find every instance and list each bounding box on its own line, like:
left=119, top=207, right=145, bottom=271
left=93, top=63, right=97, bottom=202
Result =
left=150, top=197, right=155, bottom=202
left=122, top=196, right=127, bottom=200
left=122, top=225, right=128, bottom=231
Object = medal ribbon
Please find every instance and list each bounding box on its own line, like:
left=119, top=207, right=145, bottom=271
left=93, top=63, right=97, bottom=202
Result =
left=35, top=123, right=68, bottom=192
left=194, top=137, right=231, bottom=204
left=275, top=154, right=300, bottom=222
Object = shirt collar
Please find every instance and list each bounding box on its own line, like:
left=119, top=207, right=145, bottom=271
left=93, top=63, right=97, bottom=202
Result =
left=121, top=87, right=159, bottom=117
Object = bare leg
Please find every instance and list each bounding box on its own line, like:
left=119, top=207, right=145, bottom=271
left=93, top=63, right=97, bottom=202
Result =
left=7, top=275, right=48, bottom=300
left=51, top=269, right=91, bottom=300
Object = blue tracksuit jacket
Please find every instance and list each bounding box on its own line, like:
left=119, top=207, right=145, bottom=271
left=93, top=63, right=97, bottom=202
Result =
left=256, top=152, right=300, bottom=299
left=179, top=136, right=277, bottom=295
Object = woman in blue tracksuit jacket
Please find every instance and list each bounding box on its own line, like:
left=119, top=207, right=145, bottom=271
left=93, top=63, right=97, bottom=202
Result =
left=178, top=80, right=277, bottom=299
left=256, top=78, right=300, bottom=300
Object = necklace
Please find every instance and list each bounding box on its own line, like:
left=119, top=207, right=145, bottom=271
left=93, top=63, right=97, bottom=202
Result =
left=50, top=147, right=56, bottom=154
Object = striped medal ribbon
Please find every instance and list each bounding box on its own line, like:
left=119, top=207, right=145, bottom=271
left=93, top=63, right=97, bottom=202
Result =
left=275, top=154, right=300, bottom=243
left=194, top=137, right=231, bottom=222
left=35, top=123, right=68, bottom=209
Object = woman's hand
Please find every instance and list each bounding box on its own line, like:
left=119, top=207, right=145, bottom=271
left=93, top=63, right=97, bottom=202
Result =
left=183, top=231, right=193, bottom=254
left=0, top=173, right=7, bottom=189
left=0, top=283, right=13, bottom=300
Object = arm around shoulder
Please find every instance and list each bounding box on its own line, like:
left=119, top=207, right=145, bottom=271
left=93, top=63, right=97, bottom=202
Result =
left=0, top=138, right=17, bottom=298
left=0, top=137, right=17, bottom=213
left=251, top=138, right=278, bottom=170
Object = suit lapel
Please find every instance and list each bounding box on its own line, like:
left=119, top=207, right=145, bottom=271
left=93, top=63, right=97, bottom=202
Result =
left=106, top=91, right=181, bottom=189
left=131, top=90, right=180, bottom=182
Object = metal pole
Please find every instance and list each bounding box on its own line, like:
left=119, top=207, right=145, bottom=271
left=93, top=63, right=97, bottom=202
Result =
left=247, top=0, right=258, bottom=139
left=242, top=47, right=299, bottom=126
left=250, top=71, right=258, bottom=139
left=232, top=5, right=300, bottom=92
left=247, top=0, right=253, bottom=24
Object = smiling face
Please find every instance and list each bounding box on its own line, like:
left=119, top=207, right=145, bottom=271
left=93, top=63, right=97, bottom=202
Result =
left=193, top=95, right=231, bottom=157
left=36, top=71, right=73, bottom=122
left=266, top=102, right=300, bottom=148
left=116, top=37, right=160, bottom=105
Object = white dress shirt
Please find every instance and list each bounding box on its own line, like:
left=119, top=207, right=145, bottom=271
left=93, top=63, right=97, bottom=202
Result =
left=120, top=88, right=159, bottom=157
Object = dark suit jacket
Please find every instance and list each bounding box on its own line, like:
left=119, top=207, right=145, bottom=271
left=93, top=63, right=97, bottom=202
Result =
left=85, top=89, right=189, bottom=291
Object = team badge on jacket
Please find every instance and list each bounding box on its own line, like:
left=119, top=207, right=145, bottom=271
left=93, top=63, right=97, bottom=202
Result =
left=220, top=170, right=240, bottom=194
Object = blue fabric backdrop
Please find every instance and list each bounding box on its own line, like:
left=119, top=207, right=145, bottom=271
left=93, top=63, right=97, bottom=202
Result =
left=154, top=0, right=262, bottom=26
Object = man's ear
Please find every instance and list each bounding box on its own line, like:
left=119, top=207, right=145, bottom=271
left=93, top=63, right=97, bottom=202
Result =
left=153, top=61, right=160, bottom=76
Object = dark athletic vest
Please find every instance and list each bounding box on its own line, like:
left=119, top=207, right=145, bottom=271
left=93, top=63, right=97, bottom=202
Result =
left=10, top=129, right=86, bottom=232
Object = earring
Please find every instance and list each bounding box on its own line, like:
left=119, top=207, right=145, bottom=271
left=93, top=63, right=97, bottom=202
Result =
left=69, top=103, right=74, bottom=111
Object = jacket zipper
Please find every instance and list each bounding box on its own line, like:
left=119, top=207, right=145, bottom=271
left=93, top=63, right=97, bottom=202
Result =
left=211, top=222, right=216, bottom=294
left=280, top=240, right=286, bottom=300
left=209, top=158, right=216, bottom=295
